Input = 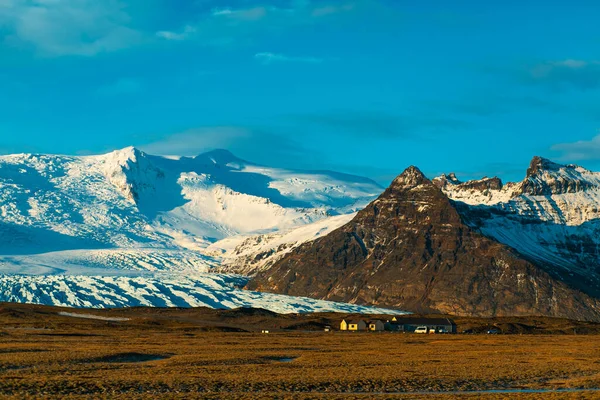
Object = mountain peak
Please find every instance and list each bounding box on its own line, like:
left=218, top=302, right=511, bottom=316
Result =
left=391, top=166, right=429, bottom=189
left=433, top=173, right=462, bottom=186
left=521, top=156, right=598, bottom=195
left=102, top=146, right=147, bottom=166
left=195, top=149, right=242, bottom=165
left=526, top=156, right=563, bottom=177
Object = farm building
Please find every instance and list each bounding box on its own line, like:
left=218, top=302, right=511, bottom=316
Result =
left=368, top=320, right=385, bottom=331
left=340, top=319, right=367, bottom=331
left=386, top=317, right=456, bottom=333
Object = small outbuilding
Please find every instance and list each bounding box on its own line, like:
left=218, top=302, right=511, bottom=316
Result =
left=368, top=320, right=385, bottom=331
left=340, top=319, right=367, bottom=331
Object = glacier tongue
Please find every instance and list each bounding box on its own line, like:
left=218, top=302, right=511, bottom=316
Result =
left=0, top=273, right=400, bottom=314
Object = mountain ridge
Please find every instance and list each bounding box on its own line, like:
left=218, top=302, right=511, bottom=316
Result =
left=247, top=158, right=600, bottom=321
left=3, top=148, right=600, bottom=319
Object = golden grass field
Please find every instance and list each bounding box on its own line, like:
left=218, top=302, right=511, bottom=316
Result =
left=1, top=304, right=599, bottom=399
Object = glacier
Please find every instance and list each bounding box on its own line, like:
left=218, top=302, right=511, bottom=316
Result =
left=0, top=147, right=395, bottom=313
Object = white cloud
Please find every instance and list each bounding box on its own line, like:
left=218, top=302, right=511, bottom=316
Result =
left=557, top=59, right=588, bottom=69
left=528, top=59, right=600, bottom=90
left=254, top=52, right=322, bottom=65
left=0, top=1, right=363, bottom=55
left=0, top=0, right=141, bottom=56
left=156, top=25, right=196, bottom=41
left=551, top=133, right=600, bottom=161
left=211, top=8, right=233, bottom=16
left=155, top=2, right=360, bottom=46
left=211, top=6, right=268, bottom=21
left=140, top=127, right=252, bottom=157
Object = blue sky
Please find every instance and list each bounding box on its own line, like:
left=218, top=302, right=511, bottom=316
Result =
left=1, top=0, right=600, bottom=185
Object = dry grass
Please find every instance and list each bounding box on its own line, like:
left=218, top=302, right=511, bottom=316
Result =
left=0, top=304, right=599, bottom=399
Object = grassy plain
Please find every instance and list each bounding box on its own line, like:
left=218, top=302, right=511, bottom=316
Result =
left=0, top=304, right=599, bottom=399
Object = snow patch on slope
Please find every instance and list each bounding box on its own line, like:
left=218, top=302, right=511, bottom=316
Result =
left=208, top=213, right=357, bottom=275
left=438, top=157, right=600, bottom=295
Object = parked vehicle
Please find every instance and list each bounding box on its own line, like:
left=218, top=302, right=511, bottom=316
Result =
left=414, top=326, right=429, bottom=334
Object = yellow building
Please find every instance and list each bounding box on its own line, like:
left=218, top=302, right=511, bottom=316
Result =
left=340, top=319, right=367, bottom=331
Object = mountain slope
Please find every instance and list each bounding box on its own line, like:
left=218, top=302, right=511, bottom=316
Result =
left=0, top=147, right=380, bottom=256
left=248, top=166, right=600, bottom=321
left=434, top=156, right=600, bottom=297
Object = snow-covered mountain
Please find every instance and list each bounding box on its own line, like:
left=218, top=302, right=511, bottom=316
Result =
left=433, top=156, right=600, bottom=297
left=6, top=147, right=600, bottom=318
left=0, top=147, right=380, bottom=252
left=0, top=147, right=387, bottom=313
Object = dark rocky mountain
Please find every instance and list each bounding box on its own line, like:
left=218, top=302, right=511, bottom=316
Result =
left=247, top=166, right=600, bottom=321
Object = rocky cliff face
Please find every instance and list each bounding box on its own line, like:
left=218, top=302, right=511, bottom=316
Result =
left=248, top=166, right=600, bottom=321
left=521, top=156, right=597, bottom=195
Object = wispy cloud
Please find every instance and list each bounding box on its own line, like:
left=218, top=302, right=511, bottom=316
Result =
left=551, top=133, right=600, bottom=161
left=154, top=1, right=361, bottom=47
left=254, top=52, right=322, bottom=64
left=210, top=6, right=269, bottom=22
left=153, top=4, right=291, bottom=47
left=524, top=59, right=600, bottom=90
left=156, top=25, right=196, bottom=41
left=0, top=0, right=141, bottom=56
left=0, top=1, right=365, bottom=56
left=0, top=1, right=368, bottom=56
left=139, top=126, right=313, bottom=167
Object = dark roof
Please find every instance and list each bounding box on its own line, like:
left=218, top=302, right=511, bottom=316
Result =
left=368, top=320, right=385, bottom=324
left=346, top=319, right=366, bottom=324
left=391, top=317, right=455, bottom=326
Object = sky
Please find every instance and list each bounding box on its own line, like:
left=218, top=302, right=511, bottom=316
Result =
left=1, top=0, right=600, bottom=185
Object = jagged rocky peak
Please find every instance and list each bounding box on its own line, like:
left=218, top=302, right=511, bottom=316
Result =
left=391, top=166, right=429, bottom=189
left=432, top=173, right=461, bottom=188
left=521, top=156, right=598, bottom=196
left=445, top=172, right=461, bottom=184
left=461, top=176, right=503, bottom=191
left=526, top=156, right=564, bottom=177
left=433, top=172, right=502, bottom=192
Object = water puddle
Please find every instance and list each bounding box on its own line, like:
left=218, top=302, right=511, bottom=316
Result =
left=265, top=356, right=298, bottom=363
left=277, top=358, right=297, bottom=363
left=86, top=353, right=171, bottom=364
